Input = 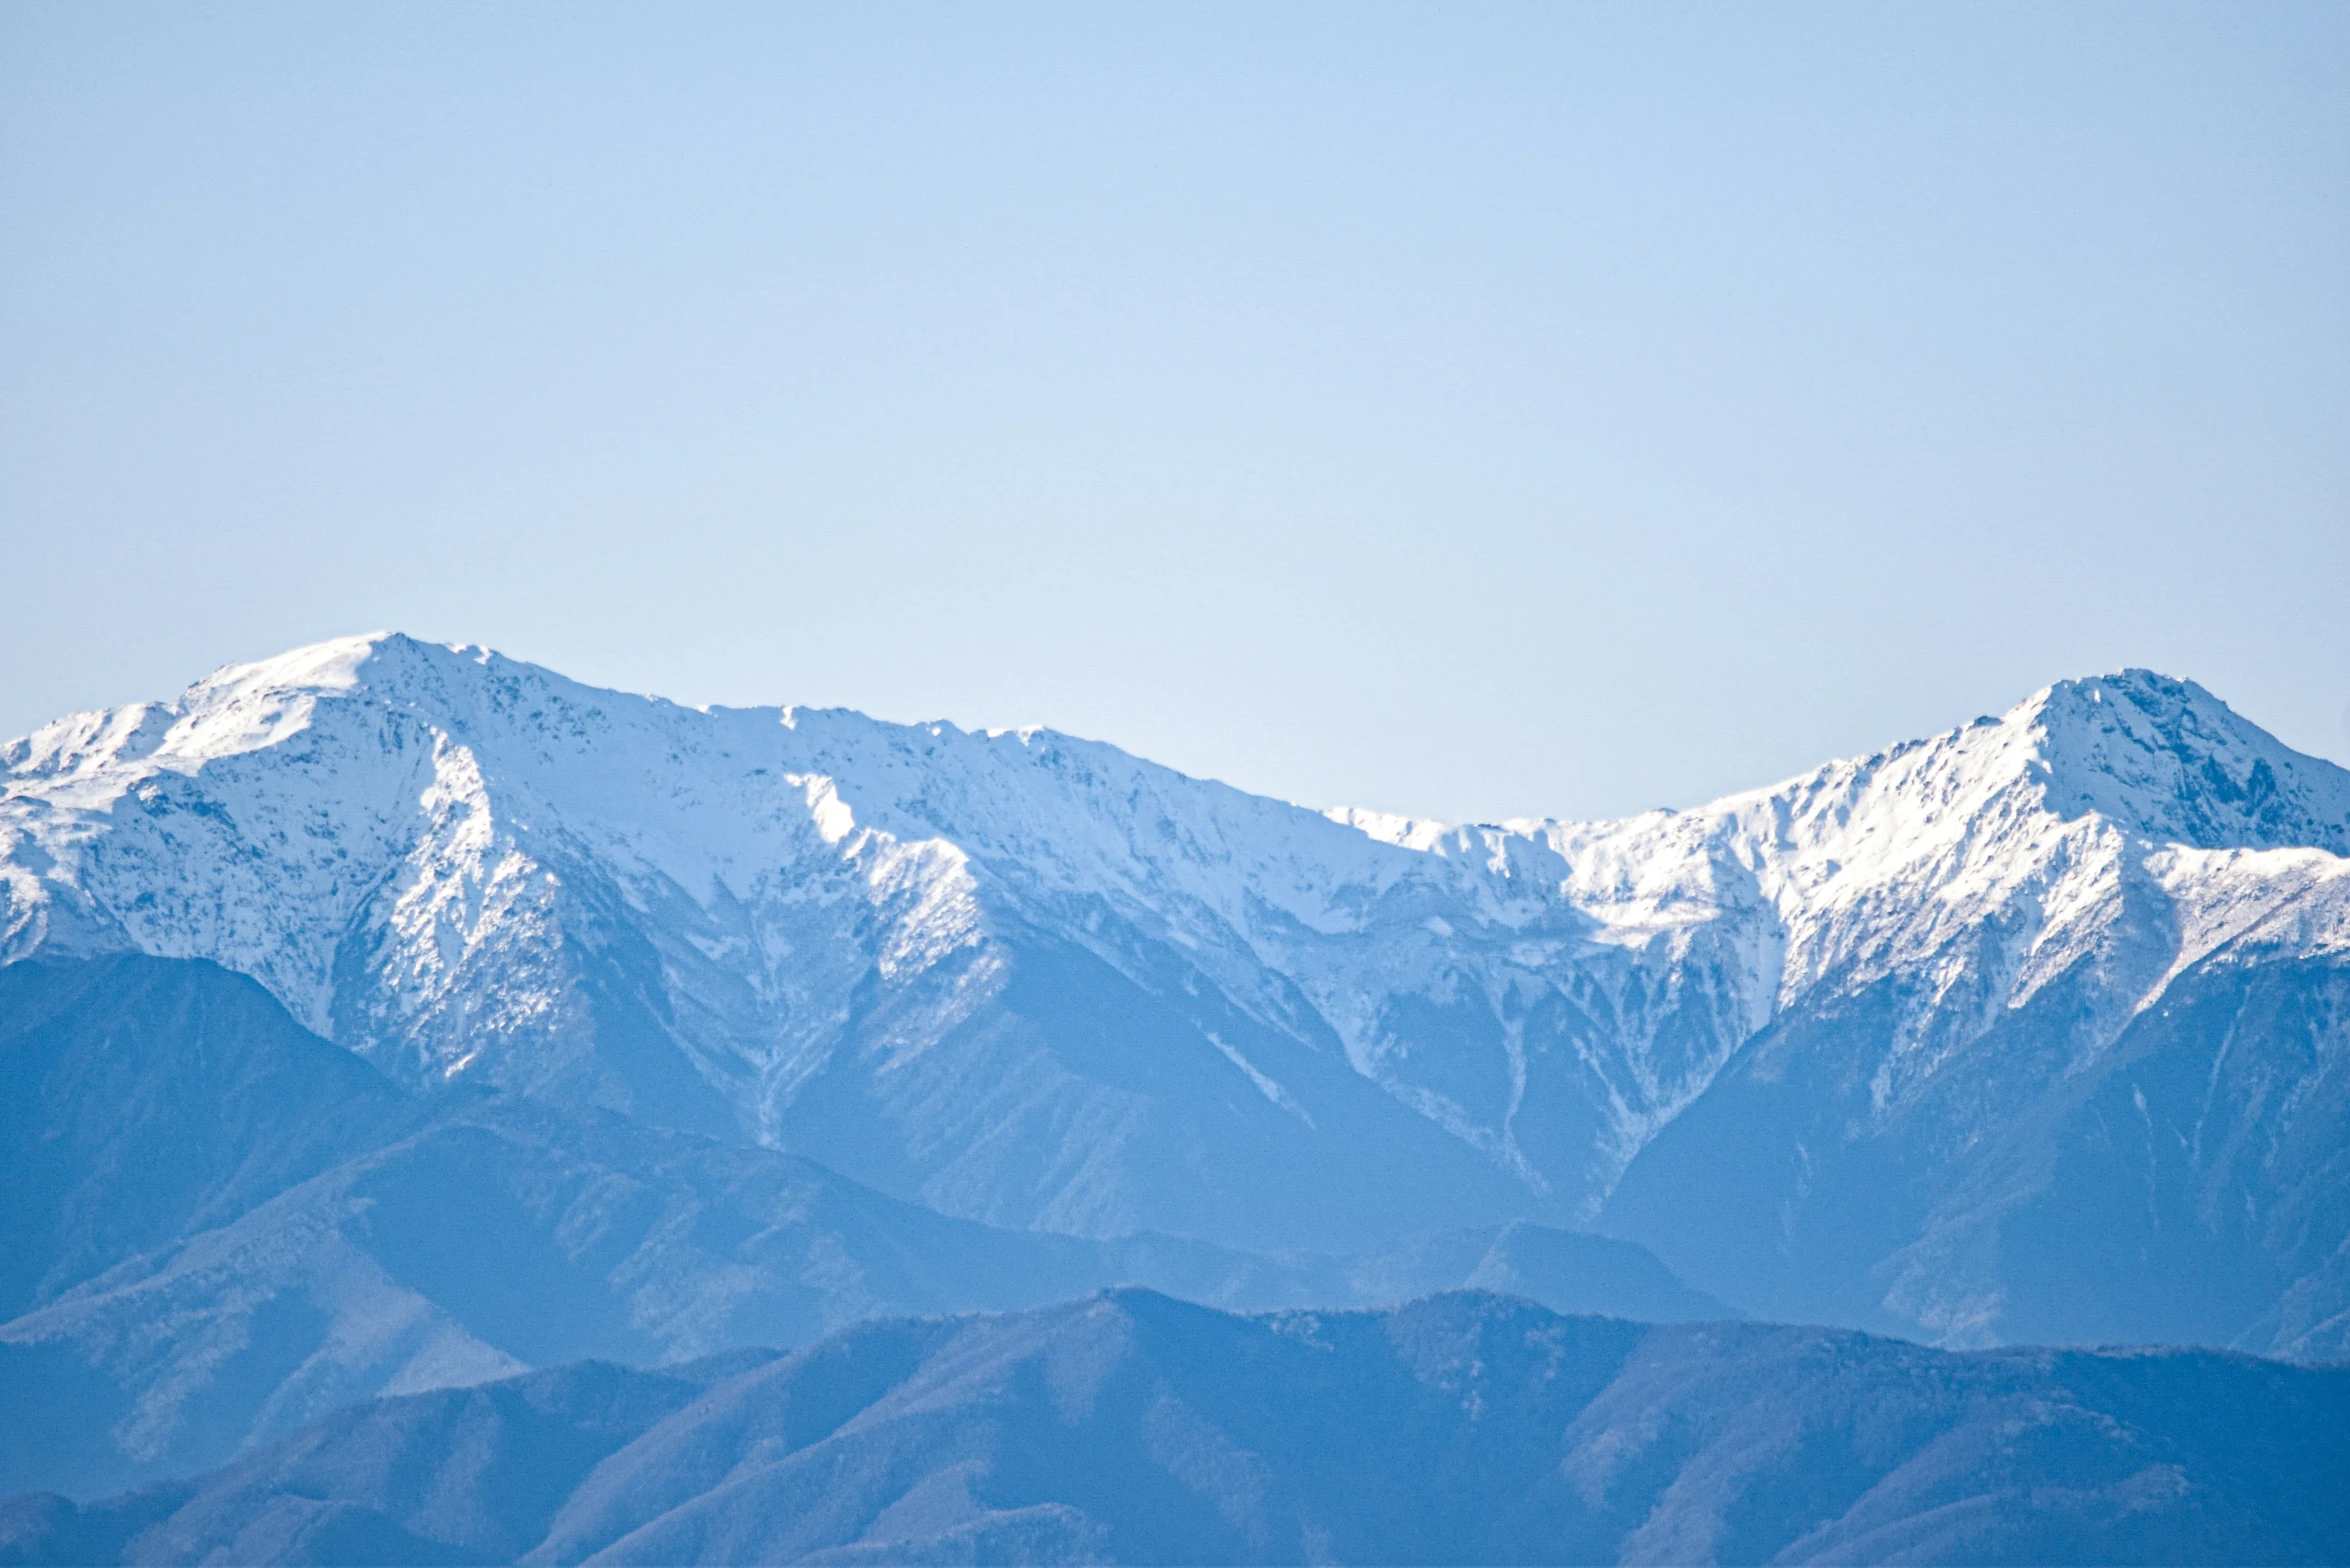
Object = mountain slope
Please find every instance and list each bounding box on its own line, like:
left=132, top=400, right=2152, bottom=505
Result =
left=1605, top=942, right=2350, bottom=1356
left=0, top=955, right=1281, bottom=1498
left=5, top=638, right=2346, bottom=1346
left=0, top=955, right=1724, bottom=1499
left=1593, top=678, right=2350, bottom=1352
left=0, top=953, right=419, bottom=1322
left=9, top=1290, right=2344, bottom=1566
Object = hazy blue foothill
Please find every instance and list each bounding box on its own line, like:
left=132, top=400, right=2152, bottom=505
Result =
left=0, top=954, right=1728, bottom=1501
left=5, top=1290, right=2344, bottom=1567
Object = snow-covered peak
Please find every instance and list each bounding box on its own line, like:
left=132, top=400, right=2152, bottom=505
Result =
left=5, top=632, right=404, bottom=788
left=1444, top=668, right=2348, bottom=927
left=3, top=634, right=1442, bottom=1008
left=2020, top=669, right=2350, bottom=854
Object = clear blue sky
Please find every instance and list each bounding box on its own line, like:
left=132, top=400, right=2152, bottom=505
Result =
left=4, top=2, right=2345, bottom=821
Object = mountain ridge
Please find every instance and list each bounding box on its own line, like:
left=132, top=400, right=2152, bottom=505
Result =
left=4, top=636, right=2346, bottom=1351
left=8, top=1288, right=2344, bottom=1567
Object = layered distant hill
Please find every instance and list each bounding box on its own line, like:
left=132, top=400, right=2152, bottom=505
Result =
left=8, top=1290, right=2344, bottom=1567
left=0, top=955, right=1723, bottom=1499
left=4, top=635, right=2345, bottom=1365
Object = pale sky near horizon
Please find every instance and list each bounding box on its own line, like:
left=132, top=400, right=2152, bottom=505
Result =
left=4, top=2, right=2345, bottom=822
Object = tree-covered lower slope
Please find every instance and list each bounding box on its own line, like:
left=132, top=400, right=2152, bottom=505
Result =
left=6, top=1289, right=2343, bottom=1567
left=0, top=956, right=1725, bottom=1500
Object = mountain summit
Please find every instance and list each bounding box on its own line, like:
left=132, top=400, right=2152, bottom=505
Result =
left=4, top=636, right=2346, bottom=1353
left=2029, top=670, right=2350, bottom=853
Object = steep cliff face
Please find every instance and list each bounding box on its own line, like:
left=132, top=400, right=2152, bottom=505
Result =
left=5, top=638, right=2346, bottom=1344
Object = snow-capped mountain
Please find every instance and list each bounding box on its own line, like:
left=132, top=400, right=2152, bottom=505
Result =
left=4, top=635, right=2346, bottom=1349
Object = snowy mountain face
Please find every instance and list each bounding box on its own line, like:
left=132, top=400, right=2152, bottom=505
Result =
left=5, top=636, right=2347, bottom=1349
